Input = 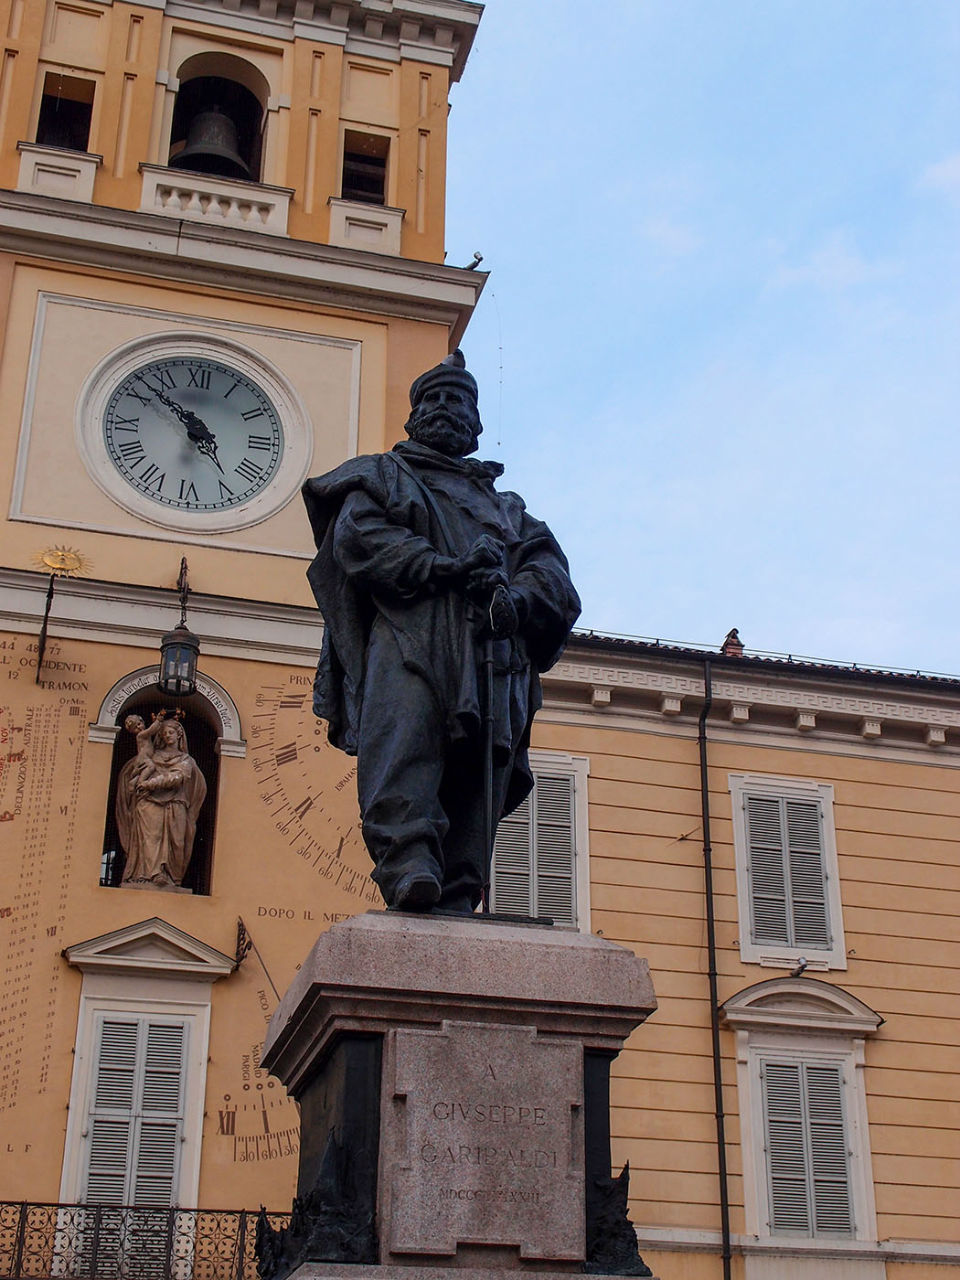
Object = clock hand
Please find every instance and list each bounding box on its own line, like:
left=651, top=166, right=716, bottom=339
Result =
left=143, top=382, right=225, bottom=474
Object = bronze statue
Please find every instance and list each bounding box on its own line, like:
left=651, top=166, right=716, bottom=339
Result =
left=115, top=711, right=206, bottom=889
left=303, top=350, right=580, bottom=913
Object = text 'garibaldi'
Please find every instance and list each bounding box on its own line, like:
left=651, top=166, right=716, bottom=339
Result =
left=303, top=351, right=580, bottom=914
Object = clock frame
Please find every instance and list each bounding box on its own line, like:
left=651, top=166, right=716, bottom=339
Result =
left=77, top=334, right=312, bottom=533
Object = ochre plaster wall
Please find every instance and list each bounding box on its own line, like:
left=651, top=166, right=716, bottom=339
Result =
left=0, top=1, right=449, bottom=259
left=0, top=256, right=455, bottom=605
left=530, top=713, right=960, bottom=1249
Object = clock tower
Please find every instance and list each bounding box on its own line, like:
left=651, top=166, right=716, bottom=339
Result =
left=0, top=0, right=484, bottom=1214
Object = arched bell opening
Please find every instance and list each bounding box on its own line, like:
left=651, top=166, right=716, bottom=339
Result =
left=168, top=61, right=267, bottom=182
left=100, top=685, right=222, bottom=896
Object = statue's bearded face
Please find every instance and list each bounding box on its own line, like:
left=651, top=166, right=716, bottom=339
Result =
left=405, top=384, right=482, bottom=457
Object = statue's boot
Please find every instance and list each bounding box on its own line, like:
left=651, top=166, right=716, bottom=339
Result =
left=393, top=868, right=441, bottom=911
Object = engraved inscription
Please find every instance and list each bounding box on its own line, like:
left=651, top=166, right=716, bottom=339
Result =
left=385, top=1021, right=584, bottom=1261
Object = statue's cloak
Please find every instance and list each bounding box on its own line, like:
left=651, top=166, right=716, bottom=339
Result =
left=302, top=440, right=580, bottom=816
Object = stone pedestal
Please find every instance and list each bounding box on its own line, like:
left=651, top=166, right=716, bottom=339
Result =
left=261, top=912, right=658, bottom=1277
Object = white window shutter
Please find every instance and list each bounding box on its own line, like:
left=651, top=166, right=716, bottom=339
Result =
left=762, top=1058, right=854, bottom=1238
left=533, top=773, right=576, bottom=925
left=763, top=1061, right=811, bottom=1233
left=746, top=795, right=789, bottom=944
left=491, top=771, right=577, bottom=925
left=806, top=1065, right=853, bottom=1234
left=132, top=1024, right=186, bottom=1206
left=85, top=1020, right=139, bottom=1205
left=83, top=1016, right=187, bottom=1208
left=785, top=800, right=830, bottom=948
left=491, top=794, right=534, bottom=915
left=746, top=793, right=831, bottom=949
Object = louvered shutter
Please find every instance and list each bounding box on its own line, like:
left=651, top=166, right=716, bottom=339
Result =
left=785, top=801, right=830, bottom=948
left=491, top=771, right=577, bottom=925
left=745, top=793, right=830, bottom=949
left=806, top=1065, right=853, bottom=1233
left=762, top=1058, right=853, bottom=1238
left=532, top=773, right=576, bottom=925
left=83, top=1016, right=187, bottom=1208
left=491, top=793, right=534, bottom=914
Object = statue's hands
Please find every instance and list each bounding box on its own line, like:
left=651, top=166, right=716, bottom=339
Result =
left=433, top=535, right=504, bottom=584
left=466, top=565, right=509, bottom=603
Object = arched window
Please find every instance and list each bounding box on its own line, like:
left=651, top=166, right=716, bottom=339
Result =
left=100, top=686, right=221, bottom=895
left=168, top=54, right=270, bottom=182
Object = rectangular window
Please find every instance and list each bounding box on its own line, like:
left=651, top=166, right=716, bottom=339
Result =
left=341, top=130, right=388, bottom=205
left=745, top=793, right=830, bottom=949
left=36, top=72, right=94, bottom=152
left=730, top=774, right=846, bottom=969
left=762, top=1058, right=854, bottom=1237
left=490, top=754, right=589, bottom=928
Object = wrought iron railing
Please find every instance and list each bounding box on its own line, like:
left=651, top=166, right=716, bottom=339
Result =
left=0, top=1204, right=290, bottom=1280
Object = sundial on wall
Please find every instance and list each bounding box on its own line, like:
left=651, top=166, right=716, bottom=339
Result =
left=252, top=672, right=378, bottom=907
left=215, top=1034, right=300, bottom=1166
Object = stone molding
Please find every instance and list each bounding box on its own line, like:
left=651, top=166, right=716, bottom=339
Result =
left=0, top=191, right=486, bottom=345
left=164, top=0, right=483, bottom=81
left=548, top=654, right=960, bottom=743
left=720, top=977, right=882, bottom=1038
left=6, top=567, right=960, bottom=746
left=63, top=916, right=235, bottom=981
left=0, top=568, right=323, bottom=667
left=90, top=664, right=246, bottom=756
left=264, top=911, right=657, bottom=1094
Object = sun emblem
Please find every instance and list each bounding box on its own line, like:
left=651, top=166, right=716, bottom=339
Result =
left=32, top=545, right=92, bottom=577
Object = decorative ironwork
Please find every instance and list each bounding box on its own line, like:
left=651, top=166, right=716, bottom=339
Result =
left=0, top=1203, right=290, bottom=1280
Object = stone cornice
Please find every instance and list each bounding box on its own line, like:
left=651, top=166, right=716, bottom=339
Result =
left=156, top=0, right=483, bottom=81
left=0, top=567, right=323, bottom=666
left=0, top=191, right=486, bottom=344
left=5, top=568, right=959, bottom=748
left=549, top=642, right=960, bottom=749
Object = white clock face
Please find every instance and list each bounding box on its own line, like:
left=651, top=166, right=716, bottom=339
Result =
left=102, top=356, right=284, bottom=512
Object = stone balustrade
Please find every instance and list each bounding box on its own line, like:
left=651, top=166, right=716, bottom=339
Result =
left=139, top=164, right=292, bottom=235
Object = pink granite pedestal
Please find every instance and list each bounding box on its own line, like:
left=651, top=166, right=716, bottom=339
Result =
left=262, top=911, right=658, bottom=1277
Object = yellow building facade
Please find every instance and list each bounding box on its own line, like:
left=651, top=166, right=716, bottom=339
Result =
left=0, top=4, right=957, bottom=1280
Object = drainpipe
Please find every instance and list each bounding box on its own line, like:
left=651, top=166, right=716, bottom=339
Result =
left=698, top=658, right=732, bottom=1280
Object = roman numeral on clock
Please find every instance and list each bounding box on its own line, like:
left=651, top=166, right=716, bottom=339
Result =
left=117, top=439, right=146, bottom=465
left=178, top=479, right=199, bottom=503
left=248, top=434, right=272, bottom=451
left=186, top=367, right=211, bottom=389
left=113, top=415, right=139, bottom=432
left=241, top=407, right=265, bottom=421
left=140, top=463, right=165, bottom=492
left=145, top=369, right=176, bottom=392
left=235, top=457, right=263, bottom=483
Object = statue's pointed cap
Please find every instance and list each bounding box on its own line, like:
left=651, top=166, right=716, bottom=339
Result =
left=409, top=348, right=478, bottom=408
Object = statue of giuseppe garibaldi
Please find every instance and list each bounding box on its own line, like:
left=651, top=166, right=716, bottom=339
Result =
left=302, top=350, right=581, bottom=914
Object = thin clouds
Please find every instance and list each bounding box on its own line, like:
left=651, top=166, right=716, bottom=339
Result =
left=446, top=2, right=960, bottom=672
left=640, top=215, right=703, bottom=259
left=769, top=230, right=897, bottom=292
left=919, top=151, right=960, bottom=205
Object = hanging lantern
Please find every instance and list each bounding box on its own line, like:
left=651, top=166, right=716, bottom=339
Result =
left=158, top=557, right=200, bottom=695
left=159, top=621, right=200, bottom=695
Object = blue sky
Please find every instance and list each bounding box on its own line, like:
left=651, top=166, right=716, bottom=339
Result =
left=444, top=1, right=960, bottom=674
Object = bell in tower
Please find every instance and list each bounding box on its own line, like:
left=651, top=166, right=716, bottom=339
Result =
left=170, top=105, right=250, bottom=180
left=168, top=73, right=263, bottom=182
